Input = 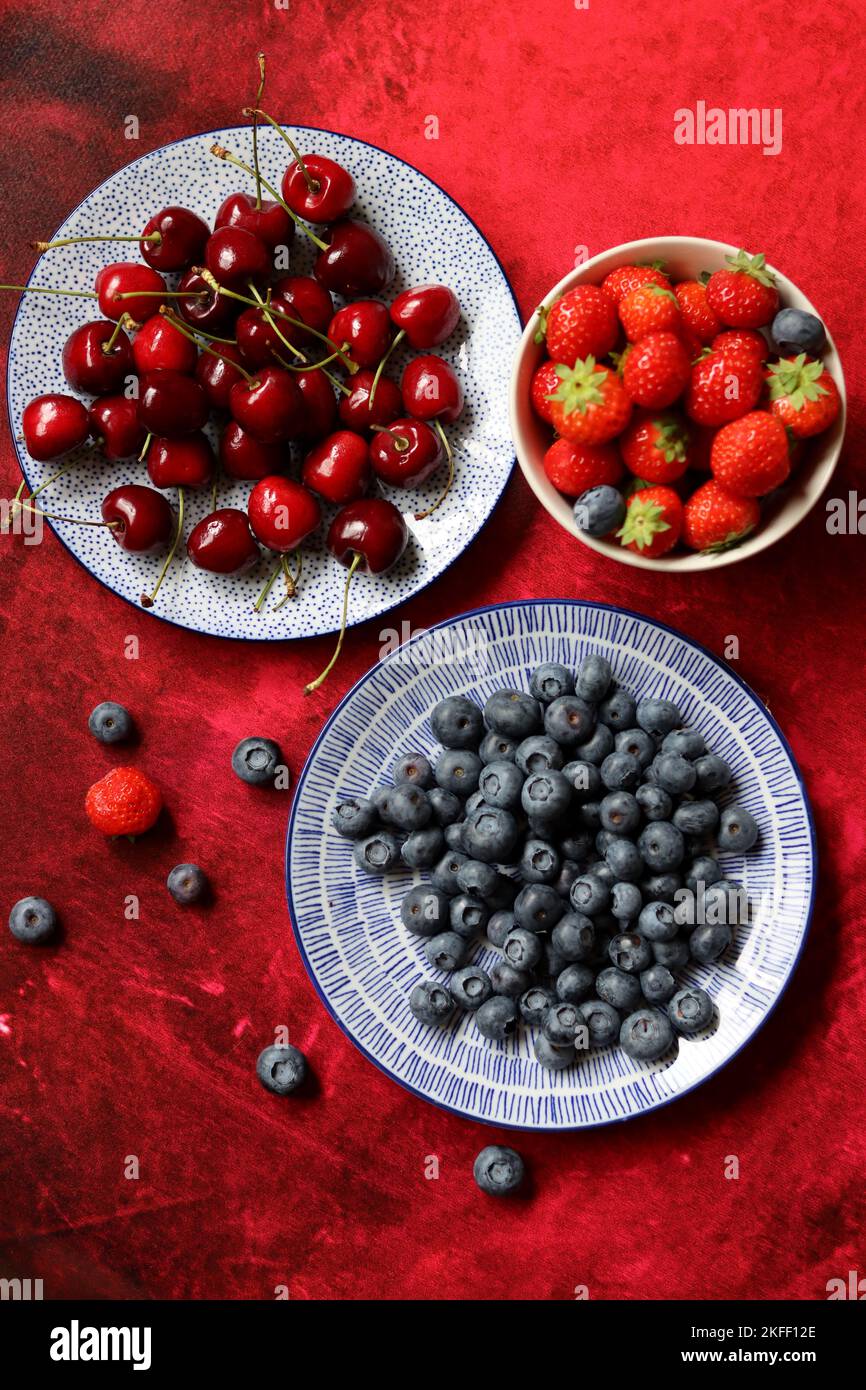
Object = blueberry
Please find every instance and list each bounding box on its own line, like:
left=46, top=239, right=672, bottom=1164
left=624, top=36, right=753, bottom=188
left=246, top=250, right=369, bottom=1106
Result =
left=8, top=896, right=56, bottom=944
left=552, top=912, right=595, bottom=961
left=478, top=759, right=524, bottom=810
left=609, top=931, right=652, bottom=973
left=534, top=1032, right=576, bottom=1069
left=604, top=837, right=644, bottom=883
left=586, top=861, right=616, bottom=887
left=409, top=979, right=453, bottom=1026
left=600, top=751, right=641, bottom=792
left=575, top=722, right=615, bottom=765
left=376, top=783, right=432, bottom=831
left=718, top=804, right=759, bottom=853
left=620, top=1009, right=673, bottom=1062
left=88, top=700, right=133, bottom=744
left=570, top=873, right=610, bottom=916
left=519, top=838, right=561, bottom=884
left=444, top=823, right=466, bottom=851
left=636, top=697, right=681, bottom=738
left=530, top=662, right=575, bottom=704
left=636, top=784, right=673, bottom=822
left=544, top=695, right=596, bottom=747
left=638, top=822, right=685, bottom=872
left=232, top=736, right=283, bottom=786
left=641, top=871, right=682, bottom=904
left=487, top=909, right=515, bottom=948
left=456, top=859, right=499, bottom=900
left=771, top=306, right=825, bottom=356
left=559, top=829, right=594, bottom=861
left=662, top=728, right=706, bottom=760
left=504, top=927, right=543, bottom=972
left=694, top=754, right=733, bottom=796
left=435, top=749, right=482, bottom=797
left=430, top=852, right=468, bottom=896
left=462, top=805, right=520, bottom=863
left=332, top=796, right=378, bottom=839
left=515, top=734, right=564, bottom=774
left=431, top=695, right=483, bottom=749
left=650, top=752, right=696, bottom=796
left=476, top=994, right=519, bottom=1040
left=479, top=730, right=518, bottom=765
left=610, top=882, right=643, bottom=922
left=544, top=941, right=569, bottom=978
left=543, top=1000, right=581, bottom=1044
left=690, top=923, right=733, bottom=963
left=673, top=799, right=720, bottom=837
left=401, top=885, right=450, bottom=936
left=640, top=964, right=677, bottom=1006
left=473, top=1144, right=525, bottom=1196
left=519, top=985, right=557, bottom=1026
left=575, top=653, right=612, bottom=704
left=401, top=826, right=446, bottom=869
left=554, top=859, right=583, bottom=899
left=393, top=752, right=435, bottom=789
left=615, top=726, right=655, bottom=768
left=652, top=938, right=690, bottom=970
left=598, top=687, right=637, bottom=730
left=637, top=900, right=678, bottom=942
left=483, top=688, right=541, bottom=740
left=576, top=800, right=603, bottom=832
left=562, top=760, right=601, bottom=802
left=596, top=966, right=642, bottom=1012
left=521, top=768, right=572, bottom=823
left=684, top=856, right=722, bottom=894
left=577, top=999, right=620, bottom=1047
left=427, top=787, right=463, bottom=826
left=600, top=790, right=641, bottom=835
left=490, top=959, right=531, bottom=998
left=513, top=883, right=564, bottom=933
left=450, top=966, right=493, bottom=1011
left=425, top=931, right=467, bottom=972
left=573, top=484, right=625, bottom=537
left=167, top=863, right=208, bottom=905
left=464, top=790, right=487, bottom=817
left=668, top=985, right=714, bottom=1035
left=354, top=831, right=402, bottom=874
left=450, top=893, right=490, bottom=938
left=256, top=1043, right=307, bottom=1095
left=555, top=963, right=595, bottom=1004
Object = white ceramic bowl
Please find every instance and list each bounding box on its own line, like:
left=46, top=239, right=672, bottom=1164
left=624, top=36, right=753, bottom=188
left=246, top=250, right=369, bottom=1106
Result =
left=509, top=236, right=846, bottom=572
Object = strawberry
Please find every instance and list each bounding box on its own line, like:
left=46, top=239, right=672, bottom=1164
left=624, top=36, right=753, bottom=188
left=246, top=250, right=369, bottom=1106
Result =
left=705, top=250, right=779, bottom=328
left=85, top=766, right=163, bottom=836
left=711, top=329, right=767, bottom=365
left=619, top=411, right=692, bottom=483
left=682, top=479, right=760, bottom=551
left=710, top=411, right=790, bottom=497
left=617, top=484, right=683, bottom=557
left=543, top=437, right=623, bottom=496
left=619, top=284, right=681, bottom=341
left=540, top=285, right=618, bottom=363
left=684, top=348, right=763, bottom=426
left=621, top=332, right=691, bottom=409
left=546, top=357, right=632, bottom=445
left=674, top=280, right=721, bottom=344
left=530, top=359, right=562, bottom=425
left=766, top=354, right=841, bottom=438
left=601, top=264, right=669, bottom=306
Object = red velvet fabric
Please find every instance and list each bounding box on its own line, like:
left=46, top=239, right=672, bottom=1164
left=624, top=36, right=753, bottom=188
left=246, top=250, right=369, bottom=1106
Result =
left=1, top=0, right=864, bottom=1301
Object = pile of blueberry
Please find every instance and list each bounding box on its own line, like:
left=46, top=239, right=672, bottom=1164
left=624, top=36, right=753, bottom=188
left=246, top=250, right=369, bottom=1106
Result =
left=332, top=654, right=759, bottom=1067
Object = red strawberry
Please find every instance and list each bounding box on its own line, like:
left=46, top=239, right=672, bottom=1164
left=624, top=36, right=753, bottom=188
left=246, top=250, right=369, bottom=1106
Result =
left=685, top=348, right=763, bottom=426
left=682, top=479, right=760, bottom=552
left=674, top=280, right=721, bottom=344
left=617, top=484, right=683, bottom=557
left=705, top=250, right=779, bottom=328
left=621, top=332, right=691, bottom=409
left=85, top=766, right=163, bottom=836
left=711, top=329, right=768, bottom=365
left=619, top=284, right=681, bottom=341
left=601, top=264, right=669, bottom=306
left=546, top=357, right=632, bottom=445
left=543, top=437, right=623, bottom=496
left=710, top=411, right=790, bottom=497
left=540, top=285, right=618, bottom=363
left=766, top=354, right=841, bottom=438
left=530, top=360, right=562, bottom=425
left=620, top=412, right=692, bottom=483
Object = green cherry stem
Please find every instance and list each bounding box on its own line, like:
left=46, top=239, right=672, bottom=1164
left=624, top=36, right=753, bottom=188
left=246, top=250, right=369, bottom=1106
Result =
left=239, top=280, right=356, bottom=372
left=13, top=500, right=120, bottom=527
left=138, top=433, right=152, bottom=463
left=371, top=424, right=410, bottom=450
left=209, top=144, right=328, bottom=251
left=103, top=313, right=135, bottom=353
left=304, top=552, right=361, bottom=695
left=251, top=53, right=266, bottom=211
left=160, top=307, right=256, bottom=381
left=273, top=550, right=301, bottom=607
left=31, top=232, right=160, bottom=252
left=141, top=487, right=184, bottom=609
left=116, top=289, right=208, bottom=302
left=368, top=329, right=404, bottom=408
left=0, top=283, right=97, bottom=300
left=242, top=107, right=319, bottom=194
left=253, top=558, right=282, bottom=612
left=414, top=420, right=454, bottom=521
left=11, top=461, right=75, bottom=516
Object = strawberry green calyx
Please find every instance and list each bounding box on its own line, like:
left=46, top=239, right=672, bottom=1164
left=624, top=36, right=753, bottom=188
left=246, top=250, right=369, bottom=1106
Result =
left=703, top=523, right=755, bottom=555
left=617, top=495, right=671, bottom=550
left=654, top=416, right=690, bottom=463
left=766, top=353, right=829, bottom=409
left=698, top=269, right=712, bottom=285
left=638, top=259, right=667, bottom=271
left=725, top=249, right=776, bottom=287
left=534, top=299, right=557, bottom=344
left=647, top=284, right=679, bottom=305
left=547, top=356, right=608, bottom=415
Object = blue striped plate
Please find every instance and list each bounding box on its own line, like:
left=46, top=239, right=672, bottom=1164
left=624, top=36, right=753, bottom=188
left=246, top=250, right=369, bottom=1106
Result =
left=285, top=601, right=815, bottom=1130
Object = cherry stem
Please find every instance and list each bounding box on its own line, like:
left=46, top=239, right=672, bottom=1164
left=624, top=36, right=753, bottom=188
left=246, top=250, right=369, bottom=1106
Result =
left=232, top=279, right=355, bottom=371
left=31, top=232, right=160, bottom=252
left=14, top=500, right=120, bottom=527
left=304, top=552, right=361, bottom=695
left=369, top=329, right=404, bottom=408
left=251, top=53, right=266, bottom=212
left=141, top=487, right=184, bottom=608
left=371, top=424, right=410, bottom=450
left=274, top=550, right=301, bottom=608
left=253, top=558, right=282, bottom=612
left=161, top=307, right=256, bottom=381
left=0, top=283, right=97, bottom=300
left=103, top=314, right=133, bottom=354
left=209, top=144, right=328, bottom=251
left=414, top=420, right=454, bottom=520
left=10, top=461, right=73, bottom=515
left=139, top=432, right=152, bottom=463
left=242, top=107, right=319, bottom=195
left=116, top=289, right=207, bottom=301
left=277, top=346, right=345, bottom=373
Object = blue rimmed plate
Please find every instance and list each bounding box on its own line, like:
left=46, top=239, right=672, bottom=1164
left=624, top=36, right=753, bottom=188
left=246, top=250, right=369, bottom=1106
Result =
left=6, top=126, right=520, bottom=640
left=286, top=600, right=815, bottom=1130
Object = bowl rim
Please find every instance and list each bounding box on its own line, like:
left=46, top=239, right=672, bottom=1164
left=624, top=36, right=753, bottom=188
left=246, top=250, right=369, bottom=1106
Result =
left=509, top=235, right=847, bottom=573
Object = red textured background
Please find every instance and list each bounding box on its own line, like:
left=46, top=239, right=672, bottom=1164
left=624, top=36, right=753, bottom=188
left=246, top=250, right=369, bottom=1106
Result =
left=1, top=0, right=864, bottom=1301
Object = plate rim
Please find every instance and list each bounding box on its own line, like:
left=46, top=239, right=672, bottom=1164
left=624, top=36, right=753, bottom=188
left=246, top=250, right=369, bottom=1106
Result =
left=284, top=598, right=818, bottom=1131
left=6, top=124, right=522, bottom=643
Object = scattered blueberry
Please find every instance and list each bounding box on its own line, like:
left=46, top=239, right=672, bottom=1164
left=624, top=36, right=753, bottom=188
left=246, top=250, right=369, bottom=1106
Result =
left=684, top=856, right=722, bottom=894
left=88, top=701, right=133, bottom=744
left=570, top=873, right=610, bottom=916
left=620, top=1009, right=673, bottom=1062
left=672, top=799, right=720, bottom=836
left=573, top=484, right=626, bottom=537
left=771, top=306, right=826, bottom=356
left=425, top=931, right=467, bottom=972
left=543, top=1000, right=581, bottom=1044
left=609, top=932, right=652, bottom=973
left=450, top=893, right=490, bottom=938
left=431, top=695, right=483, bottom=749
left=519, top=985, right=557, bottom=1026
left=504, top=927, right=544, bottom=972
left=577, top=998, right=620, bottom=1047
left=689, top=923, right=733, bottom=963
left=600, top=790, right=641, bottom=835
left=521, top=769, right=572, bottom=821
left=462, top=805, right=520, bottom=863
left=486, top=909, right=515, bottom=948
left=534, top=1032, right=576, bottom=1069
left=435, top=749, right=482, bottom=797
left=610, top=881, right=643, bottom=921
left=402, top=826, right=446, bottom=869
left=555, top=963, right=595, bottom=1004
left=332, top=796, right=378, bottom=839
left=718, top=804, right=759, bottom=853
left=552, top=912, right=595, bottom=961
left=651, top=752, right=697, bottom=796
left=409, top=979, right=453, bottom=1026
left=478, top=760, right=525, bottom=810
left=473, top=1144, right=525, bottom=1196
left=475, top=994, right=519, bottom=1041
left=637, top=900, right=678, bottom=942
left=232, top=736, right=283, bottom=786
left=427, top=787, right=463, bottom=826
left=530, top=662, right=574, bottom=704
left=544, top=695, right=596, bottom=747
left=167, top=863, right=207, bottom=905
left=515, top=734, right=564, bottom=774
left=596, top=965, right=642, bottom=1012
left=256, top=1044, right=307, bottom=1095
left=575, top=721, right=615, bottom=765
left=450, top=966, right=493, bottom=1011
left=636, top=697, right=681, bottom=738
left=597, top=687, right=637, bottom=730
left=8, top=896, right=56, bottom=944
left=652, top=938, right=690, bottom=971
left=490, top=959, right=531, bottom=998
left=479, top=730, right=518, bottom=764
left=514, top=883, right=564, bottom=932
left=640, top=963, right=677, bottom=1005
left=615, top=726, right=655, bottom=768
left=600, top=751, right=641, bottom=792
left=668, top=986, right=714, bottom=1035
left=662, top=728, right=706, bottom=760
left=444, top=822, right=466, bottom=850
left=401, top=885, right=450, bottom=936
left=393, top=752, right=435, bottom=789
left=575, top=653, right=612, bottom=704
left=483, top=689, right=540, bottom=740
left=456, top=859, right=499, bottom=900
left=519, top=838, right=560, bottom=884
left=636, top=784, right=673, bottom=821
left=376, top=784, right=432, bottom=831
left=694, top=754, right=733, bottom=796
left=354, top=831, right=402, bottom=874
left=604, top=836, right=644, bottom=882
left=638, top=821, right=685, bottom=872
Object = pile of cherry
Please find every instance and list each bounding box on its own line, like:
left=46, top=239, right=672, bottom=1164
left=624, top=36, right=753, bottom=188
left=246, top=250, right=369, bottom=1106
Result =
left=9, top=105, right=463, bottom=689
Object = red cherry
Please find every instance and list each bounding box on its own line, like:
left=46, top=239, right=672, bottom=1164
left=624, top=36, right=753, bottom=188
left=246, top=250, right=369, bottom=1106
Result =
left=95, top=262, right=166, bottom=324
left=61, top=320, right=134, bottom=394
left=297, top=368, right=337, bottom=440
left=248, top=476, right=322, bottom=552
left=214, top=191, right=294, bottom=252
left=328, top=301, right=393, bottom=368
left=132, top=314, right=198, bottom=375
left=22, top=393, right=90, bottom=461
left=327, top=497, right=408, bottom=574
left=204, top=226, right=269, bottom=289
left=187, top=508, right=260, bottom=574
left=196, top=343, right=246, bottom=411
left=281, top=154, right=356, bottom=224
left=401, top=354, right=463, bottom=423
left=138, top=370, right=208, bottom=437
left=140, top=206, right=210, bottom=272
left=390, top=285, right=460, bottom=349
left=229, top=367, right=304, bottom=444
left=235, top=301, right=302, bottom=368
left=89, top=395, right=146, bottom=460
left=271, top=275, right=334, bottom=337
left=147, top=433, right=215, bottom=488
left=102, top=484, right=173, bottom=553
left=177, top=268, right=236, bottom=332
left=338, top=369, right=402, bottom=431
left=220, top=421, right=286, bottom=480
left=369, top=418, right=444, bottom=488
left=314, top=220, right=395, bottom=298
left=302, top=431, right=371, bottom=505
